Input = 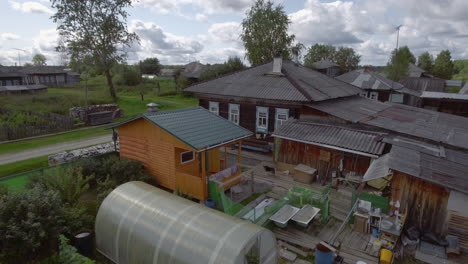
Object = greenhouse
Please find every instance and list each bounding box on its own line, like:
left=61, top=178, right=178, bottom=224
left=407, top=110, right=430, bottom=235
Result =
left=95, top=181, right=278, bottom=264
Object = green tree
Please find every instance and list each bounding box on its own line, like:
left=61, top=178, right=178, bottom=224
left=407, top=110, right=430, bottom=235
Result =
left=385, top=47, right=412, bottom=81
left=139, top=57, right=162, bottom=75
left=303, top=44, right=336, bottom=67
left=0, top=186, right=65, bottom=263
left=398, top=46, right=416, bottom=64
left=417, top=52, right=434, bottom=72
left=200, top=57, right=246, bottom=81
left=433, top=50, right=455, bottom=79
left=51, top=0, right=139, bottom=101
left=335, top=47, right=361, bottom=74
left=32, top=53, right=47, bottom=66
left=241, top=0, right=296, bottom=65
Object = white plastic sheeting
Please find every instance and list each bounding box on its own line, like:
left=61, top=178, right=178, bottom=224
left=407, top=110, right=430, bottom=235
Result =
left=95, top=181, right=278, bottom=264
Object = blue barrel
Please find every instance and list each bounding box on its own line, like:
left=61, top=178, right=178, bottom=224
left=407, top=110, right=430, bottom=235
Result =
left=315, top=243, right=333, bottom=264
left=204, top=198, right=215, bottom=209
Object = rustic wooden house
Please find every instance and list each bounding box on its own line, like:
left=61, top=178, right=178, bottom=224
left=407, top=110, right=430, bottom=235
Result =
left=185, top=58, right=361, bottom=148
left=0, top=65, right=80, bottom=87
left=336, top=69, right=421, bottom=106
left=311, top=59, right=341, bottom=77
left=419, top=92, right=468, bottom=117
left=273, top=119, right=387, bottom=183
left=112, top=107, right=252, bottom=201
left=363, top=136, right=468, bottom=249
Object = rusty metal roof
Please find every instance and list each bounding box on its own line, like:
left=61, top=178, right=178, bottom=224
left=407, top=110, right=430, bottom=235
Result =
left=307, top=96, right=468, bottom=150
left=185, top=60, right=361, bottom=102
left=273, top=119, right=387, bottom=156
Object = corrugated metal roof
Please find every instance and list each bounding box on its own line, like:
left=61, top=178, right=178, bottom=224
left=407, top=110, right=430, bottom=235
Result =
left=384, top=137, right=468, bottom=194
left=399, top=77, right=445, bottom=93
left=273, top=119, right=387, bottom=156
left=336, top=69, right=421, bottom=96
left=114, top=107, right=253, bottom=150
left=185, top=60, right=361, bottom=102
left=307, top=96, right=468, bottom=149
left=421, top=91, right=468, bottom=100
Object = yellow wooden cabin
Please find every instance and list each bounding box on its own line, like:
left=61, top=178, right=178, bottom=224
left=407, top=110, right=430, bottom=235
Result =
left=112, top=107, right=252, bottom=201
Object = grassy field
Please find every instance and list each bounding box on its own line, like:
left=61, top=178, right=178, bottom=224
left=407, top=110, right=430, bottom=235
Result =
left=0, top=75, right=197, bottom=179
left=0, top=155, right=48, bottom=179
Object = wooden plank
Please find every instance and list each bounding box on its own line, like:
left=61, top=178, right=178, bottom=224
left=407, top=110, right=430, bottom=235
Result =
left=278, top=240, right=308, bottom=257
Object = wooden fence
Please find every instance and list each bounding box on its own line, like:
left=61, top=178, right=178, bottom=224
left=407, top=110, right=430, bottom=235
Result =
left=0, top=108, right=74, bottom=141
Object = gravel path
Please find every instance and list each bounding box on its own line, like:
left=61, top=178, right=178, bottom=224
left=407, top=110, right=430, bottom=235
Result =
left=0, top=134, right=113, bottom=165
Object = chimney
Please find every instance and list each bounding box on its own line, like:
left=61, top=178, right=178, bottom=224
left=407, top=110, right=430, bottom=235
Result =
left=146, top=102, right=159, bottom=113
left=272, top=57, right=282, bottom=73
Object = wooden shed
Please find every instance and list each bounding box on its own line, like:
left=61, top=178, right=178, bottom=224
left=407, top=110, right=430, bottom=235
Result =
left=112, top=107, right=252, bottom=201
left=272, top=119, right=387, bottom=183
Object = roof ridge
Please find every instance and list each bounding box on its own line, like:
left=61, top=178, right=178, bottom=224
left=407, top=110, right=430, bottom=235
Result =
left=294, top=119, right=386, bottom=136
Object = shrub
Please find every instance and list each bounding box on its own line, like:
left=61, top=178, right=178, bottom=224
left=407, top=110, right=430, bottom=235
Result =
left=59, top=235, right=95, bottom=264
left=0, top=186, right=65, bottom=263
left=28, top=167, right=93, bottom=205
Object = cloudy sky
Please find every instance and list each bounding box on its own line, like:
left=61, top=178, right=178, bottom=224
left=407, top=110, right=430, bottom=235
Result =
left=1, top=0, right=467, bottom=66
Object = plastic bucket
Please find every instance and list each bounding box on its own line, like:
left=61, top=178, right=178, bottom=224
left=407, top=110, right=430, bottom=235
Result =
left=204, top=198, right=215, bottom=209
left=73, top=231, right=93, bottom=258
left=315, top=243, right=333, bottom=264
left=380, top=249, right=392, bottom=264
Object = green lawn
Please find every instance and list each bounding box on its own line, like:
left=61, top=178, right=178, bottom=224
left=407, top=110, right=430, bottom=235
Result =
left=0, top=127, right=110, bottom=155
left=0, top=155, right=48, bottom=179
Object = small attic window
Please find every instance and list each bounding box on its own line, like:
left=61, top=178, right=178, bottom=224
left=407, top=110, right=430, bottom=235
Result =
left=181, top=151, right=195, bottom=164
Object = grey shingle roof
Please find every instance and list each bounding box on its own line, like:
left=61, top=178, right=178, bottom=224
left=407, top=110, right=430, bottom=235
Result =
left=336, top=69, right=421, bottom=96
left=273, top=119, right=386, bottom=156
left=185, top=60, right=361, bottom=102
left=181, top=62, right=209, bottom=79
left=307, top=96, right=468, bottom=149
left=114, top=107, right=253, bottom=150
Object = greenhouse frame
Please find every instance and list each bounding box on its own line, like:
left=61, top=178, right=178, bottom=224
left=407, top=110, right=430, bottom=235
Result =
left=95, top=181, right=278, bottom=264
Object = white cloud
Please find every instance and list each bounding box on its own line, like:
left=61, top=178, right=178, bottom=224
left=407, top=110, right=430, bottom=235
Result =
left=0, top=33, right=19, bottom=41
left=207, top=22, right=242, bottom=47
left=10, top=0, right=53, bottom=14
left=133, top=0, right=253, bottom=14
left=195, top=13, right=208, bottom=22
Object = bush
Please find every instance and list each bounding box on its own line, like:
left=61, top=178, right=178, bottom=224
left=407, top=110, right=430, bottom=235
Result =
left=113, top=65, right=142, bottom=86
left=28, top=167, right=93, bottom=205
left=0, top=186, right=65, bottom=263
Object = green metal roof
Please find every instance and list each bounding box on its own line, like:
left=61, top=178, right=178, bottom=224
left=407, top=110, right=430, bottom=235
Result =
left=114, top=107, right=253, bottom=150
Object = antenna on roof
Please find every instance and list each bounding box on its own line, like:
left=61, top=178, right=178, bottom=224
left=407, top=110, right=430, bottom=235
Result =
left=13, top=48, right=27, bottom=66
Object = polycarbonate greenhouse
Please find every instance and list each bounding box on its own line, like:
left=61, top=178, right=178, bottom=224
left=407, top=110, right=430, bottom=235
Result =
left=95, top=181, right=278, bottom=264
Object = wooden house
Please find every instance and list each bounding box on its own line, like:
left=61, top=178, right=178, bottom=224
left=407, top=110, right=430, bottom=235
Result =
left=185, top=58, right=361, bottom=146
left=311, top=59, right=341, bottom=78
left=272, top=119, right=387, bottom=183
left=0, top=65, right=80, bottom=87
left=336, top=69, right=421, bottom=106
left=112, top=107, right=252, bottom=202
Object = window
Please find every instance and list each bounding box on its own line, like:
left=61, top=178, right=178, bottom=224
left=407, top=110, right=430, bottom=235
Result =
left=209, top=101, right=219, bottom=115
left=389, top=93, right=404, bottom=104
left=229, top=104, right=240, bottom=125
left=256, top=106, right=269, bottom=133
left=359, top=91, right=367, bottom=98
left=180, top=151, right=195, bottom=164
left=369, top=91, right=378, bottom=101
left=275, top=108, right=289, bottom=129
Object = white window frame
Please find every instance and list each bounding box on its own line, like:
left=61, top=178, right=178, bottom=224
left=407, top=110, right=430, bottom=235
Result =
left=209, top=101, right=219, bottom=115
left=228, top=103, right=240, bottom=125
left=359, top=91, right=367, bottom=98
left=180, top=151, right=195, bottom=164
left=256, top=106, right=269, bottom=133
left=275, top=108, right=289, bottom=130
left=369, top=91, right=378, bottom=101
left=389, top=93, right=404, bottom=104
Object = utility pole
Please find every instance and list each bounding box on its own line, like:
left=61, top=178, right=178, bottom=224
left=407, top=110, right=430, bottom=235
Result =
left=395, top=25, right=402, bottom=50
left=13, top=48, right=27, bottom=66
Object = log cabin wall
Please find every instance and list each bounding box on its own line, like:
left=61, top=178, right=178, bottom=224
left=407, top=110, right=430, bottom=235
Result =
left=391, top=171, right=449, bottom=236
left=275, top=138, right=371, bottom=179
left=117, top=118, right=197, bottom=190
left=199, top=98, right=301, bottom=133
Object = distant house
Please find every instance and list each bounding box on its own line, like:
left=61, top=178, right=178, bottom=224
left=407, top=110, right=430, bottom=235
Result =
left=0, top=65, right=80, bottom=87
left=336, top=68, right=421, bottom=106
left=181, top=61, right=209, bottom=81
left=159, top=68, right=177, bottom=78
left=311, top=59, right=340, bottom=77
left=185, top=58, right=361, bottom=145
left=0, top=84, right=47, bottom=96
left=112, top=107, right=252, bottom=201
left=408, top=63, right=433, bottom=78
